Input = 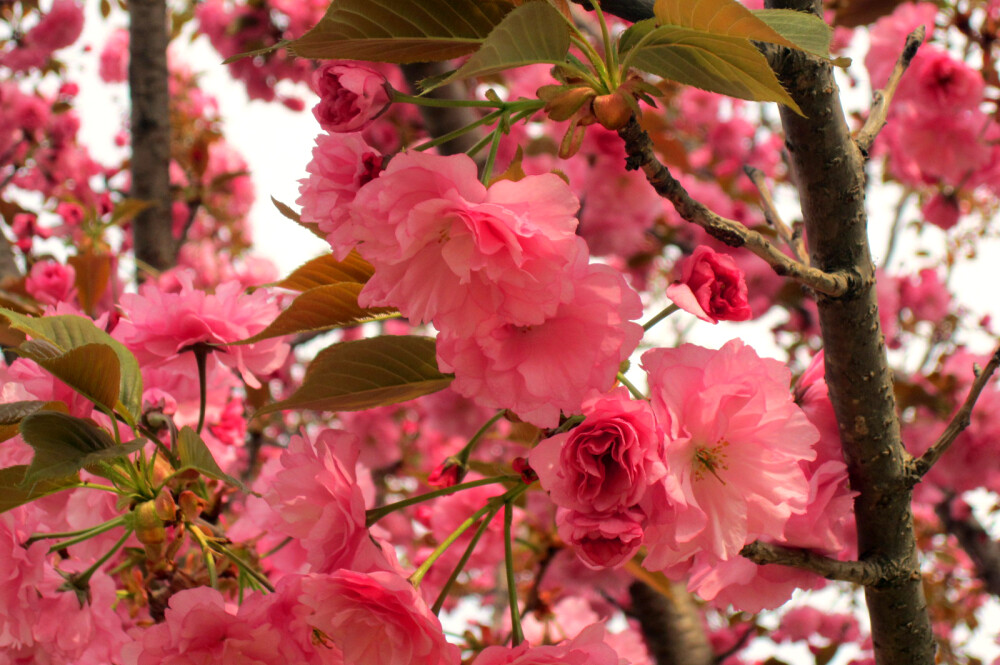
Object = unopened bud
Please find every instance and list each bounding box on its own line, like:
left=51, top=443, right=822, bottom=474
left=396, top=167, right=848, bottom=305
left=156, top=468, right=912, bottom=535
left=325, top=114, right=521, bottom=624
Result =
left=133, top=501, right=165, bottom=547
left=592, top=92, right=633, bottom=130
left=178, top=490, right=206, bottom=522
left=538, top=85, right=597, bottom=122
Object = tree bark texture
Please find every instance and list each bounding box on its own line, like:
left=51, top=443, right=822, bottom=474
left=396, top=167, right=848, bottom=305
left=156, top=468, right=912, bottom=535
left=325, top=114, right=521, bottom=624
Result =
left=764, top=0, right=935, bottom=663
left=129, top=0, right=175, bottom=273
left=629, top=582, right=715, bottom=665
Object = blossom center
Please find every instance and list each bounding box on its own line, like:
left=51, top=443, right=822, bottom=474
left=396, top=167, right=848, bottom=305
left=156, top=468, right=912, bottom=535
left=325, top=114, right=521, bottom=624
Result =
left=693, top=440, right=729, bottom=484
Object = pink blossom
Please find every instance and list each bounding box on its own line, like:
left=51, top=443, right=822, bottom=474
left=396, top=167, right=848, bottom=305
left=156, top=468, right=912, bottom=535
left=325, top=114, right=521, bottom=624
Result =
left=908, top=46, right=984, bottom=111
left=99, top=29, right=130, bottom=84
left=312, top=61, right=392, bottom=133
left=302, top=569, right=461, bottom=665
left=25, top=0, right=85, bottom=52
left=265, top=429, right=388, bottom=573
left=900, top=268, right=951, bottom=323
left=666, top=245, right=752, bottom=323
left=297, top=132, right=383, bottom=259
left=438, top=262, right=643, bottom=428
left=641, top=340, right=819, bottom=571
left=529, top=387, right=664, bottom=514
left=922, top=192, right=962, bottom=231
left=117, top=269, right=289, bottom=388
left=865, top=2, right=938, bottom=88
left=471, top=623, right=622, bottom=665
left=557, top=507, right=645, bottom=569
left=352, top=151, right=582, bottom=336
left=24, top=259, right=76, bottom=306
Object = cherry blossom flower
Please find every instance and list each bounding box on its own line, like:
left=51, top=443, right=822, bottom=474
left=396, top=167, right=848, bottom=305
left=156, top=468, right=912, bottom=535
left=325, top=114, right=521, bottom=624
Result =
left=312, top=61, right=392, bottom=133
left=666, top=245, right=752, bottom=324
left=24, top=259, right=76, bottom=306
left=470, top=623, right=622, bottom=665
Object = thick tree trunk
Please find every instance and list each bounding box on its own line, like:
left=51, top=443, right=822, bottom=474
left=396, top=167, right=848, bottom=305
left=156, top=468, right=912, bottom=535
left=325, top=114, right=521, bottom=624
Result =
left=629, top=582, right=714, bottom=665
left=764, top=1, right=935, bottom=663
left=129, top=0, right=175, bottom=273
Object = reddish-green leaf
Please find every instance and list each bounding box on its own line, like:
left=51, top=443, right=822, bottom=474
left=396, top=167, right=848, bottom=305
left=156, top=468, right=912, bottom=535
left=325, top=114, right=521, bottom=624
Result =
left=271, top=196, right=325, bottom=240
left=0, top=310, right=143, bottom=425
left=255, top=335, right=452, bottom=416
left=17, top=342, right=121, bottom=416
left=0, top=401, right=68, bottom=444
left=67, top=249, right=113, bottom=317
left=19, top=412, right=145, bottom=485
left=236, top=283, right=397, bottom=344
left=620, top=21, right=802, bottom=114
left=435, top=2, right=571, bottom=89
left=654, top=0, right=800, bottom=49
left=0, top=465, right=78, bottom=514
left=751, top=9, right=844, bottom=63
left=176, top=426, right=252, bottom=494
left=276, top=252, right=375, bottom=292
left=288, top=0, right=514, bottom=63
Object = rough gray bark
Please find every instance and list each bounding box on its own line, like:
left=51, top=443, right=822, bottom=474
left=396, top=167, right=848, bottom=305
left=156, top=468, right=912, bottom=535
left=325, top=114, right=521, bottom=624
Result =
left=629, top=582, right=714, bottom=665
left=129, top=0, right=175, bottom=273
left=764, top=0, right=935, bottom=662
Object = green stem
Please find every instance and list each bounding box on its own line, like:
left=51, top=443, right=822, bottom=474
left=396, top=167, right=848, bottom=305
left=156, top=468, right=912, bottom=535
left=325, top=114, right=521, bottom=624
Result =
left=589, top=0, right=619, bottom=89
left=642, top=303, right=680, bottom=332
left=431, top=503, right=499, bottom=614
left=188, top=524, right=219, bottom=589
left=72, top=527, right=132, bottom=586
left=211, top=540, right=275, bottom=592
left=481, top=128, right=503, bottom=185
left=368, top=475, right=518, bottom=528
left=569, top=35, right=611, bottom=91
left=617, top=372, right=645, bottom=400
left=28, top=515, right=127, bottom=547
left=504, top=500, right=524, bottom=646
left=392, top=91, right=510, bottom=109
left=45, top=515, right=127, bottom=553
left=260, top=535, right=293, bottom=559
left=415, top=109, right=504, bottom=152
left=457, top=411, right=505, bottom=467
left=411, top=500, right=499, bottom=588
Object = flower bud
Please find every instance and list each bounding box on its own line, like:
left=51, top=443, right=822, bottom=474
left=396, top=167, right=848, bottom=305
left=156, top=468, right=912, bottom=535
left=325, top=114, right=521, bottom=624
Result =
left=592, top=92, right=633, bottom=130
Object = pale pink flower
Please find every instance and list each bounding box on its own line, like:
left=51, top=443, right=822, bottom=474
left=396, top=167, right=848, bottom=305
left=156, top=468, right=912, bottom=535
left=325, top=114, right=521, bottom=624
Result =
left=24, top=259, right=76, bottom=306
left=685, top=553, right=827, bottom=612
left=351, top=151, right=582, bottom=335
left=312, top=61, right=392, bottom=133
left=99, top=28, right=129, bottom=84
left=438, top=262, right=643, bottom=428
left=0, top=512, right=49, bottom=650
left=666, top=245, right=752, bottom=323
left=25, top=0, right=85, bottom=52
left=471, top=623, right=622, bottom=665
left=117, top=269, right=289, bottom=388
left=265, top=429, right=388, bottom=573
left=864, top=2, right=937, bottom=88
left=557, top=507, right=645, bottom=569
left=900, top=268, right=951, bottom=323
left=641, top=340, right=819, bottom=571
left=529, top=387, right=664, bottom=514
left=302, top=569, right=461, bottom=665
left=297, top=132, right=383, bottom=259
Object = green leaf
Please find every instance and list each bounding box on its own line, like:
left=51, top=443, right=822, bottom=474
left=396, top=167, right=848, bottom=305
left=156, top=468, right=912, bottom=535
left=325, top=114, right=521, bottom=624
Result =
left=620, top=21, right=802, bottom=114
left=271, top=196, right=325, bottom=241
left=288, top=0, right=515, bottom=63
left=276, top=252, right=375, bottom=292
left=255, top=335, right=452, bottom=416
left=17, top=342, right=121, bottom=417
left=751, top=9, right=844, bottom=63
left=176, top=426, right=252, bottom=494
left=0, top=310, right=144, bottom=426
left=432, top=2, right=571, bottom=90
left=0, top=400, right=68, bottom=443
left=653, top=0, right=799, bottom=50
left=19, top=412, right=145, bottom=485
left=235, top=283, right=397, bottom=345
left=0, top=465, right=78, bottom=514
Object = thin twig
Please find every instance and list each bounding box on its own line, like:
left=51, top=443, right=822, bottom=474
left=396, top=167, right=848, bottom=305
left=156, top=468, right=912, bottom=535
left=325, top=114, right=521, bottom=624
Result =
left=618, top=118, right=855, bottom=297
left=740, top=541, right=914, bottom=586
left=744, top=165, right=808, bottom=265
left=855, top=26, right=927, bottom=155
left=934, top=497, right=1000, bottom=597
left=880, top=188, right=913, bottom=269
left=910, top=342, right=1000, bottom=480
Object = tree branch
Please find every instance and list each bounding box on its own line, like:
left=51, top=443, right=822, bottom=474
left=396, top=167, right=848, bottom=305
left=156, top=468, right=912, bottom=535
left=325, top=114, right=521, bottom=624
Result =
left=855, top=26, right=926, bottom=156
left=617, top=117, right=855, bottom=297
left=129, top=0, right=176, bottom=274
left=764, top=0, right=935, bottom=660
left=740, top=541, right=913, bottom=586
left=744, top=165, right=808, bottom=265
left=910, top=343, right=1000, bottom=481
left=401, top=63, right=484, bottom=156
left=934, top=497, right=1000, bottom=597
left=628, top=581, right=714, bottom=665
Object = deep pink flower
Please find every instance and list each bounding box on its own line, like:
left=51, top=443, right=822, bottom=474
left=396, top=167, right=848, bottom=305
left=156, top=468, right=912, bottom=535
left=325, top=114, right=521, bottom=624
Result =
left=25, top=0, right=84, bottom=52
left=99, top=28, right=129, bottom=84
left=297, top=132, right=383, bottom=259
left=641, top=340, right=819, bottom=570
left=900, top=268, right=951, bottom=323
left=24, top=259, right=76, bottom=306
left=302, top=569, right=461, bottom=665
left=529, top=387, right=664, bottom=514
left=265, top=429, right=389, bottom=573
left=471, top=623, right=622, bottom=665
left=117, top=269, right=289, bottom=388
left=909, top=46, right=984, bottom=111
left=312, top=61, right=392, bottom=133
left=557, top=507, right=645, bottom=569
left=437, top=262, right=643, bottom=428
left=352, top=151, right=582, bottom=336
left=922, top=192, right=962, bottom=231
left=666, top=246, right=752, bottom=323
